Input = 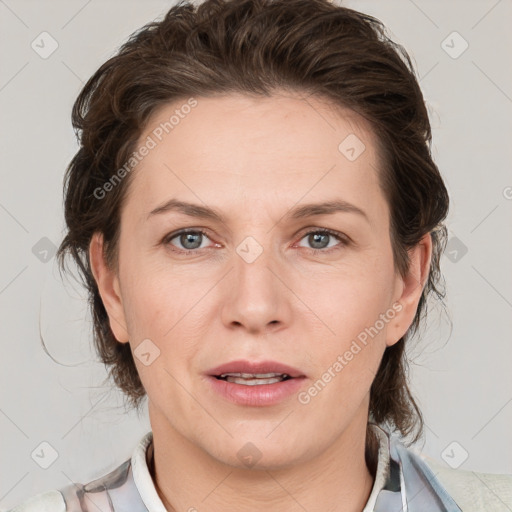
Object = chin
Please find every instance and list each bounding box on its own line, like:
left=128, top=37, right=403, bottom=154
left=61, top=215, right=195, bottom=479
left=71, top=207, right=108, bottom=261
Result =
left=207, top=435, right=310, bottom=472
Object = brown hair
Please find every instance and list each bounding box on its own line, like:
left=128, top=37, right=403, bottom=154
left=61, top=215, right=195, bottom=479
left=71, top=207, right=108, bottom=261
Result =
left=56, top=0, right=449, bottom=459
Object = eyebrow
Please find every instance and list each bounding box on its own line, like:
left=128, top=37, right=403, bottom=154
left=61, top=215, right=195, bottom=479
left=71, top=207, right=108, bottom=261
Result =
left=147, top=198, right=369, bottom=223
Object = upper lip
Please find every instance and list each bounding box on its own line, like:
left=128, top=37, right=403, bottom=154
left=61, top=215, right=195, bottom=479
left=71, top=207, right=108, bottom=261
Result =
left=207, top=360, right=306, bottom=378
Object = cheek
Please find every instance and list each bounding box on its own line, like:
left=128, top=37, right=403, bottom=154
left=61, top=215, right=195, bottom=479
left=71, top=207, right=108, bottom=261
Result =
left=122, top=268, right=205, bottom=388
left=119, top=260, right=217, bottom=387
left=301, top=276, right=393, bottom=411
left=119, top=252, right=204, bottom=335
left=309, top=256, right=395, bottom=334
left=300, top=254, right=396, bottom=388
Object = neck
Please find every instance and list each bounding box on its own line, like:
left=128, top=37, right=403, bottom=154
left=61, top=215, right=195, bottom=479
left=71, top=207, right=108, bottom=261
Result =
left=147, top=408, right=378, bottom=512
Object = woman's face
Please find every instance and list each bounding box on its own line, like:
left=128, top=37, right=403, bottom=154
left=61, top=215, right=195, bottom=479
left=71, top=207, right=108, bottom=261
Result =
left=91, top=92, right=429, bottom=469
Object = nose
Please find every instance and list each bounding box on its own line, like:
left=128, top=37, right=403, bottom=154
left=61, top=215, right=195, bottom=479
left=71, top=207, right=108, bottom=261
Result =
left=220, top=239, right=292, bottom=335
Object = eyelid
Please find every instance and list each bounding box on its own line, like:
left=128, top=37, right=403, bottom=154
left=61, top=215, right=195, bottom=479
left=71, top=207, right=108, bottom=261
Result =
left=162, top=226, right=350, bottom=254
left=162, top=228, right=215, bottom=251
left=294, top=227, right=350, bottom=252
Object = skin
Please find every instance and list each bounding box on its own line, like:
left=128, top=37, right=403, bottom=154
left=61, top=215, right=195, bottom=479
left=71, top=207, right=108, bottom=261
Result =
left=90, top=91, right=432, bottom=512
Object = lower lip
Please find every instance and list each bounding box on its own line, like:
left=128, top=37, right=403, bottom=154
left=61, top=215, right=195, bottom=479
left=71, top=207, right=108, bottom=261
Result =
left=206, top=375, right=307, bottom=406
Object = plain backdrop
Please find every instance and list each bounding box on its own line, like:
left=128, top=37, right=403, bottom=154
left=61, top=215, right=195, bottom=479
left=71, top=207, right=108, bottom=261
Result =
left=1, top=0, right=511, bottom=509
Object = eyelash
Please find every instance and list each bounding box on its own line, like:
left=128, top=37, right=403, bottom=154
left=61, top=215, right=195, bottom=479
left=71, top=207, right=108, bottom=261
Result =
left=162, top=227, right=349, bottom=256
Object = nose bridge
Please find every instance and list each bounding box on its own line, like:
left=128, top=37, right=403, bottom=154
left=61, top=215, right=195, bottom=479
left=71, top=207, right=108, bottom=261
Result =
left=222, top=231, right=290, bottom=332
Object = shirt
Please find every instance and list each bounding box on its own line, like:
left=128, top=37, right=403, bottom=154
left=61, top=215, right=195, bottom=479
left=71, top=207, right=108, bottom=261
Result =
left=8, top=423, right=512, bottom=511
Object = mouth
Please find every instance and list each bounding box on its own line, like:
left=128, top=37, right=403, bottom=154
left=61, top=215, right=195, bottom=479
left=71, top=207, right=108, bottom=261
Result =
left=214, top=372, right=294, bottom=385
left=207, top=359, right=305, bottom=381
left=205, top=360, right=307, bottom=406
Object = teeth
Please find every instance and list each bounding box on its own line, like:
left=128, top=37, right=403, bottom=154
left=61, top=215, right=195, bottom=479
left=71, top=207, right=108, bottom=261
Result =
left=225, top=376, right=284, bottom=385
left=220, top=372, right=289, bottom=379
left=216, top=372, right=290, bottom=385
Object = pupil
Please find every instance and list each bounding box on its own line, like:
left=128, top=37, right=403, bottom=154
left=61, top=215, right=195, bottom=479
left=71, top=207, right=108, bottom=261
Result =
left=180, top=232, right=330, bottom=251
left=310, top=233, right=328, bottom=249
left=181, top=232, right=202, bottom=249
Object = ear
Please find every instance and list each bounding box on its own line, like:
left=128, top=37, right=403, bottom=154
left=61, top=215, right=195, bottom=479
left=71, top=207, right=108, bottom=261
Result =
left=89, top=232, right=129, bottom=343
left=386, top=233, right=433, bottom=347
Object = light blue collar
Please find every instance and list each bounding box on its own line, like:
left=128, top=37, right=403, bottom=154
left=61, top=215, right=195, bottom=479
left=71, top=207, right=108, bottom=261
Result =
left=373, top=426, right=462, bottom=511
left=58, top=426, right=462, bottom=511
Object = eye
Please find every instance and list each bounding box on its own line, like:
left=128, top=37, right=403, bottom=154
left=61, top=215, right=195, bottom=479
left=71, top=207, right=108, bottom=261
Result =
left=163, top=229, right=215, bottom=252
left=296, top=228, right=348, bottom=254
left=163, top=227, right=349, bottom=255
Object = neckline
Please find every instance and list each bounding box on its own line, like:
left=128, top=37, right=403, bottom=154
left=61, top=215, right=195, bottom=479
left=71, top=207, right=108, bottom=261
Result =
left=136, top=424, right=391, bottom=511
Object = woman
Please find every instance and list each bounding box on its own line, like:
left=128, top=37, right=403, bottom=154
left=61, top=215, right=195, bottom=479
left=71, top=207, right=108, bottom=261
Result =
left=9, top=0, right=512, bottom=510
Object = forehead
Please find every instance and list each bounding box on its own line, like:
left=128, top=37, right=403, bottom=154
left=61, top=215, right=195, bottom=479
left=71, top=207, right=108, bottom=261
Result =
left=123, top=92, right=387, bottom=229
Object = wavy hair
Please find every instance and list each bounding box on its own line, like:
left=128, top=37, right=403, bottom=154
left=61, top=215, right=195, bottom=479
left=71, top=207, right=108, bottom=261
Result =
left=56, top=0, right=449, bottom=470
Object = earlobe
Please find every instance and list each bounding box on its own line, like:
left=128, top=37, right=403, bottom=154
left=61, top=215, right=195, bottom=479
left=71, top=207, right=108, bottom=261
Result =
left=89, top=232, right=130, bottom=343
left=386, top=233, right=433, bottom=347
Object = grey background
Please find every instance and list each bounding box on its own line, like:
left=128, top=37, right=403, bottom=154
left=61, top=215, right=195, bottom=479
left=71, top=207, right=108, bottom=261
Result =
left=1, top=0, right=511, bottom=509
